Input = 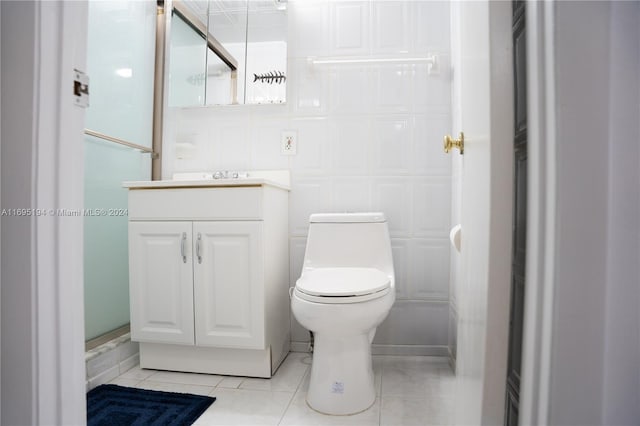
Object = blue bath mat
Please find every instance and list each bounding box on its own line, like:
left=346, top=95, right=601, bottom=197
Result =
left=87, top=384, right=216, bottom=426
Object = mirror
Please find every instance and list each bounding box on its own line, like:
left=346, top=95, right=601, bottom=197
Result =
left=168, top=0, right=287, bottom=107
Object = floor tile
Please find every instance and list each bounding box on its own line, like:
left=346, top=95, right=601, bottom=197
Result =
left=240, top=352, right=310, bottom=392
left=146, top=370, right=224, bottom=387
left=380, top=396, right=454, bottom=426
left=380, top=357, right=454, bottom=399
left=108, top=377, right=142, bottom=388
left=117, top=366, right=156, bottom=381
left=107, top=353, right=458, bottom=426
left=192, top=388, right=294, bottom=426
left=135, top=380, right=214, bottom=396
left=279, top=385, right=381, bottom=426
left=217, top=376, right=245, bottom=389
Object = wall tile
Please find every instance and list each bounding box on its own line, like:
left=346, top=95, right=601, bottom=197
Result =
left=249, top=118, right=291, bottom=170
left=329, top=66, right=372, bottom=114
left=289, top=177, right=332, bottom=236
left=426, top=55, right=452, bottom=114
left=412, top=64, right=430, bottom=114
left=290, top=118, right=330, bottom=173
left=413, top=57, right=452, bottom=115
left=211, top=117, right=250, bottom=170
left=372, top=1, right=410, bottom=54
left=171, top=108, right=213, bottom=173
left=374, top=300, right=449, bottom=346
left=391, top=239, right=410, bottom=300
left=373, top=64, right=412, bottom=113
left=288, top=1, right=329, bottom=58
left=289, top=236, right=310, bottom=344
left=413, top=176, right=451, bottom=238
left=372, top=177, right=412, bottom=238
left=408, top=239, right=450, bottom=300
left=290, top=59, right=329, bottom=115
left=330, top=1, right=370, bottom=56
left=412, top=114, right=452, bottom=176
left=330, top=176, right=372, bottom=213
left=371, top=116, right=411, bottom=175
left=289, top=237, right=307, bottom=286
left=330, top=118, right=371, bottom=174
left=413, top=1, right=451, bottom=53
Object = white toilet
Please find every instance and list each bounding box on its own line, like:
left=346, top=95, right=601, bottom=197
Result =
left=291, top=212, right=395, bottom=415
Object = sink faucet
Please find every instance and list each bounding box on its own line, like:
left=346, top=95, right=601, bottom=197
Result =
left=213, top=170, right=228, bottom=179
left=211, top=170, right=248, bottom=179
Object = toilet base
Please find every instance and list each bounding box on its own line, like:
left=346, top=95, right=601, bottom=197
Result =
left=306, top=332, right=376, bottom=415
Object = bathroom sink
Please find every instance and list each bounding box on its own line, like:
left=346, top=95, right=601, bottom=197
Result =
left=123, top=170, right=290, bottom=190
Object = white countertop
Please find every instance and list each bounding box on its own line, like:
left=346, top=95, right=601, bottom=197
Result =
left=123, top=170, right=291, bottom=191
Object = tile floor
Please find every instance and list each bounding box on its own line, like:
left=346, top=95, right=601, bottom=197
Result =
left=110, top=352, right=455, bottom=426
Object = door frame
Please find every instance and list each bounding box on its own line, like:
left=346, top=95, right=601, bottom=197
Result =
left=1, top=1, right=88, bottom=423
left=519, top=1, right=556, bottom=424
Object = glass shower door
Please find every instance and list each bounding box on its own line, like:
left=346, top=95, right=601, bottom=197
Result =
left=84, top=0, right=156, bottom=342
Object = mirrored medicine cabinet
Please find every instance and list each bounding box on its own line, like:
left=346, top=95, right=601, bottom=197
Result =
left=168, top=0, right=287, bottom=107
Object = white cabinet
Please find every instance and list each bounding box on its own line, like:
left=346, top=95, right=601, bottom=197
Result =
left=129, top=221, right=194, bottom=345
left=193, top=221, right=263, bottom=349
left=126, top=183, right=289, bottom=377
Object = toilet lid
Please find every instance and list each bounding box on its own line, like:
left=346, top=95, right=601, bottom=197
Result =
left=296, top=267, right=390, bottom=297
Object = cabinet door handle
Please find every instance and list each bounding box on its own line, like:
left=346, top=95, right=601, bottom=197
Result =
left=196, top=233, right=202, bottom=264
left=181, top=232, right=187, bottom=263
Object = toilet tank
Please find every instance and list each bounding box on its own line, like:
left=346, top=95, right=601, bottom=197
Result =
left=302, top=213, right=394, bottom=278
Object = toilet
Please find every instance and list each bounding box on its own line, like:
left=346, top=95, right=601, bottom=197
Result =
left=291, top=212, right=395, bottom=415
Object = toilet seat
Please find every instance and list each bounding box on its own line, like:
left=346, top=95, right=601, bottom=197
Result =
left=295, top=267, right=391, bottom=304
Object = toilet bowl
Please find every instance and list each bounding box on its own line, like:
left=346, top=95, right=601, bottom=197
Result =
left=291, top=213, right=395, bottom=415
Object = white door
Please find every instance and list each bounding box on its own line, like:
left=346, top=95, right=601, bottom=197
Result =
left=451, top=1, right=513, bottom=424
left=193, top=221, right=265, bottom=349
left=129, top=221, right=195, bottom=345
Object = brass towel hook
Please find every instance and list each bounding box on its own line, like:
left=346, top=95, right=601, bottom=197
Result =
left=444, top=132, right=464, bottom=155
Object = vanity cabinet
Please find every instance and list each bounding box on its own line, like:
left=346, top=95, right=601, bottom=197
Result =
left=125, top=182, right=290, bottom=377
left=129, top=220, right=263, bottom=349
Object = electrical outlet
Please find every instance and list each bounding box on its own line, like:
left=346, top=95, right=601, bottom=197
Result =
left=281, top=130, right=297, bottom=155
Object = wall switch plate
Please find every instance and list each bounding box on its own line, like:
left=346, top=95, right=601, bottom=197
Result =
left=281, top=130, right=297, bottom=155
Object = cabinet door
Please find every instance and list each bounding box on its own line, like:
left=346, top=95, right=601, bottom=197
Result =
left=193, top=221, right=264, bottom=349
left=129, top=221, right=194, bottom=345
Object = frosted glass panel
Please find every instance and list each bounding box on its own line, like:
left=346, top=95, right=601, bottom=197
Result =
left=169, top=12, right=208, bottom=106
left=84, top=136, right=151, bottom=340
left=84, top=0, right=155, bottom=341
left=85, top=0, right=156, bottom=147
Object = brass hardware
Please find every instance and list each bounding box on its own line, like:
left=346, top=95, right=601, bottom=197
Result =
left=444, top=132, right=464, bottom=155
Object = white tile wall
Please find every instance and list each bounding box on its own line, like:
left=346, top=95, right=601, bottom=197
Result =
left=372, top=2, right=410, bottom=54
left=163, top=1, right=452, bottom=353
left=331, top=2, right=370, bottom=55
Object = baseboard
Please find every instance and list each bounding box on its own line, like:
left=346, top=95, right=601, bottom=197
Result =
left=371, top=344, right=449, bottom=357
left=85, top=333, right=139, bottom=391
left=291, top=341, right=449, bottom=357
